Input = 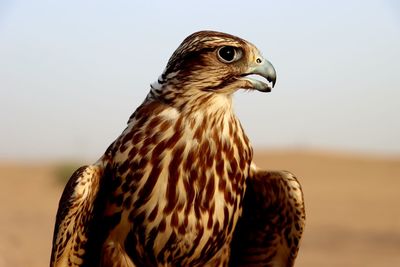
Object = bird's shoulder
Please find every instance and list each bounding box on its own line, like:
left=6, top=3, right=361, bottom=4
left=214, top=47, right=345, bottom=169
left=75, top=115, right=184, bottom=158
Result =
left=230, top=167, right=305, bottom=267
left=50, top=163, right=105, bottom=267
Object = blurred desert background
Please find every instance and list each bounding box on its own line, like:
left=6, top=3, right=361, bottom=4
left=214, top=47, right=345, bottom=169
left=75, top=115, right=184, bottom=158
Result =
left=1, top=1, right=399, bottom=267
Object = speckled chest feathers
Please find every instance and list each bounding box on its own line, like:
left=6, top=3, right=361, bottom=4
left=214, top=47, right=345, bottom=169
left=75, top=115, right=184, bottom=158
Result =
left=102, top=91, right=253, bottom=266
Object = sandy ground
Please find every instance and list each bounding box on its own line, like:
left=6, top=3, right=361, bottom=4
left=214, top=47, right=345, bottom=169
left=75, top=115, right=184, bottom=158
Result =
left=0, top=150, right=399, bottom=267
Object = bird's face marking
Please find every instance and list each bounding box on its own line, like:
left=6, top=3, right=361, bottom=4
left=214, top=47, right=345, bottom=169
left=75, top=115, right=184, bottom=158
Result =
left=161, top=31, right=276, bottom=94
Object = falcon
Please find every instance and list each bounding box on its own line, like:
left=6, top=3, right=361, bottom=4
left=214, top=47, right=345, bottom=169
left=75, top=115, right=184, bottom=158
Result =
left=50, top=30, right=305, bottom=267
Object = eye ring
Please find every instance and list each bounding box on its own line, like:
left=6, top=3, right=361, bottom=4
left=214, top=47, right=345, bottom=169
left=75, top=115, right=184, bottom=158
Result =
left=217, top=46, right=242, bottom=63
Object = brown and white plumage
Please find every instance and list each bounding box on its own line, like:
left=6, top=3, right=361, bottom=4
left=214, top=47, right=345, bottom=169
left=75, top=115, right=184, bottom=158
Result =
left=230, top=168, right=305, bottom=266
left=50, top=30, right=305, bottom=267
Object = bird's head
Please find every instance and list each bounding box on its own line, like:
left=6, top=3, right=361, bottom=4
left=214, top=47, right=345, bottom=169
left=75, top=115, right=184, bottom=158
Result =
left=151, top=31, right=276, bottom=105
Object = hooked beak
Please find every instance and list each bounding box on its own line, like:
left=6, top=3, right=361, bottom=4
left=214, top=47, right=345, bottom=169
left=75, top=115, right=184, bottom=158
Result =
left=241, top=58, right=277, bottom=92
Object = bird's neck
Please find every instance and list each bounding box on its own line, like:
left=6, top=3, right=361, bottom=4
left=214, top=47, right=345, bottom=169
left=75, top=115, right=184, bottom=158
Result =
left=147, top=81, right=235, bottom=115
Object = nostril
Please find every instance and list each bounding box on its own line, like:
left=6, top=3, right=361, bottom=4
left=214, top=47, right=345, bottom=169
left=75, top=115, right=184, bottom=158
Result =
left=256, top=58, right=262, bottom=64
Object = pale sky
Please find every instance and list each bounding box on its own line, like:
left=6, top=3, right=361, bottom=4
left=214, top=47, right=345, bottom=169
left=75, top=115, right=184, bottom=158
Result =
left=1, top=0, right=399, bottom=160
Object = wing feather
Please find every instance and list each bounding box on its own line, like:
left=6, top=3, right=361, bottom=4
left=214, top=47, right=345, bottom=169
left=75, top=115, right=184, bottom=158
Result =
left=230, top=168, right=305, bottom=267
left=50, top=164, right=104, bottom=267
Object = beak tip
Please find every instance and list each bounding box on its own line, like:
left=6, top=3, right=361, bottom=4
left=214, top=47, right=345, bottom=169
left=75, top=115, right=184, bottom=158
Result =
left=268, top=76, right=276, bottom=88
left=264, top=60, right=276, bottom=88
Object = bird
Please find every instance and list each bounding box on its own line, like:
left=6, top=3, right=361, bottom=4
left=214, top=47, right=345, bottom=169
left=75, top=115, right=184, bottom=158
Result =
left=50, top=30, right=305, bottom=267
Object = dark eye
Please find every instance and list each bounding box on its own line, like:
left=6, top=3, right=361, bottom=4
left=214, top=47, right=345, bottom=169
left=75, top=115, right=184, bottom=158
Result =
left=217, top=46, right=241, bottom=63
